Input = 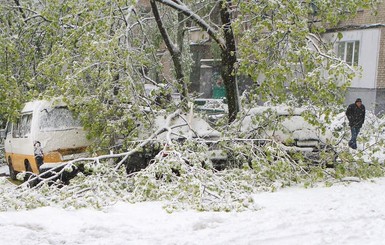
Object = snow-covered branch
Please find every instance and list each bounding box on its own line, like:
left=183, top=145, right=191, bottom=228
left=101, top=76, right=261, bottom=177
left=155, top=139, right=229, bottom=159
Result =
left=19, top=109, right=183, bottom=188
left=154, top=0, right=226, bottom=50
left=306, top=33, right=354, bottom=72
left=8, top=5, right=51, bottom=22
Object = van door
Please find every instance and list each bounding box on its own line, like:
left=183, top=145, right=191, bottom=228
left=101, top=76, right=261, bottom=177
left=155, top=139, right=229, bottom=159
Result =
left=4, top=122, right=13, bottom=161
left=9, top=114, right=35, bottom=172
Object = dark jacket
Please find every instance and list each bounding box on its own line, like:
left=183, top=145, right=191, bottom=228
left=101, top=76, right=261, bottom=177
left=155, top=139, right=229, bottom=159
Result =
left=346, top=103, right=365, bottom=128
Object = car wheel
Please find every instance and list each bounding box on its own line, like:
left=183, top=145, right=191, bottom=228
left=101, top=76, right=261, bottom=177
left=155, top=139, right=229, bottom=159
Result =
left=8, top=157, right=17, bottom=180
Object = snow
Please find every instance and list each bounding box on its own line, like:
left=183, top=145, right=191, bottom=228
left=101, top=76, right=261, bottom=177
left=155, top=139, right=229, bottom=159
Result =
left=1, top=176, right=385, bottom=244
left=144, top=113, right=221, bottom=141
left=246, top=106, right=307, bottom=116
left=0, top=165, right=8, bottom=176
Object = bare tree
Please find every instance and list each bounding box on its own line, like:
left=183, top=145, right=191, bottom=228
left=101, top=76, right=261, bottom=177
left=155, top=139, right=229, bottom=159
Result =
left=150, top=0, right=188, bottom=103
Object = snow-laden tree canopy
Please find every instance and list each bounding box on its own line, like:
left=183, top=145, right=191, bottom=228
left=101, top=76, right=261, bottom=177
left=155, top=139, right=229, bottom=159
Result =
left=0, top=0, right=381, bottom=147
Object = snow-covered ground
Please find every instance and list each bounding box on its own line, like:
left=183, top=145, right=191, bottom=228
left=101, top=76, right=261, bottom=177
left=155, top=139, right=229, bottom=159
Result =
left=1, top=176, right=385, bottom=245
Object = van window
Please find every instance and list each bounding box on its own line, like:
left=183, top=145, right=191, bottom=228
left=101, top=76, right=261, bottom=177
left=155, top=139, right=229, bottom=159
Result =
left=5, top=122, right=12, bottom=137
left=11, top=114, right=32, bottom=138
left=12, top=119, right=20, bottom=138
left=39, top=107, right=81, bottom=131
left=20, top=114, right=33, bottom=137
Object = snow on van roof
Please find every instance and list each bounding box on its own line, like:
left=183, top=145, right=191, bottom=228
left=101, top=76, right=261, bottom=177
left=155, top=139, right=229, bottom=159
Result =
left=22, top=99, right=67, bottom=113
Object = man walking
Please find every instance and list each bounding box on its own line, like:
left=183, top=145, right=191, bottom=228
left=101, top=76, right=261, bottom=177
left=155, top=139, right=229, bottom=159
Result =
left=346, top=98, right=365, bottom=149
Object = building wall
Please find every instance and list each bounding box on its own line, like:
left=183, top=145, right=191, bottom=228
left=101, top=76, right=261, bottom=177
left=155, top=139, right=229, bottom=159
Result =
left=325, top=29, right=381, bottom=89
left=377, top=28, right=385, bottom=88
left=338, top=3, right=385, bottom=88
left=345, top=88, right=376, bottom=112
left=331, top=3, right=385, bottom=113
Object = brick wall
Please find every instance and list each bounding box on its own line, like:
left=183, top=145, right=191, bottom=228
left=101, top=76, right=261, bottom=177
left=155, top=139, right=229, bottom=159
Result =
left=377, top=29, right=385, bottom=88
left=339, top=4, right=385, bottom=25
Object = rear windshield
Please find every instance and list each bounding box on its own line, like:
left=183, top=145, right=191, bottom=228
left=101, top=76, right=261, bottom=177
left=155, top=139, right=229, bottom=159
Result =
left=39, top=107, right=81, bottom=131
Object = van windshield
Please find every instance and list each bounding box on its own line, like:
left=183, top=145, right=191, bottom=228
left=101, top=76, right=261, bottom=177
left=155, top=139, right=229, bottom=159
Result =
left=39, top=107, right=81, bottom=131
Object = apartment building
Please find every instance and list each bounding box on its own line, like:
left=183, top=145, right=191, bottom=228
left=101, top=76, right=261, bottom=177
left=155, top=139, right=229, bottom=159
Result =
left=324, top=3, right=385, bottom=114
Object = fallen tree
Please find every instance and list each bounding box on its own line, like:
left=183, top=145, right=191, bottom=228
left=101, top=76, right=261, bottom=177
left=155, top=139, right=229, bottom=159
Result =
left=2, top=108, right=385, bottom=212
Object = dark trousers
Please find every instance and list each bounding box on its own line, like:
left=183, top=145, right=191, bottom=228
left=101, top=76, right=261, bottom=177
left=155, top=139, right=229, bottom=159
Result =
left=349, top=127, right=361, bottom=149
left=35, top=156, right=44, bottom=170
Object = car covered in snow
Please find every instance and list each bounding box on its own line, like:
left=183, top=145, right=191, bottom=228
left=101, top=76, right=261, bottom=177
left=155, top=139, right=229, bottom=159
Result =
left=234, top=106, right=334, bottom=158
left=124, top=109, right=226, bottom=173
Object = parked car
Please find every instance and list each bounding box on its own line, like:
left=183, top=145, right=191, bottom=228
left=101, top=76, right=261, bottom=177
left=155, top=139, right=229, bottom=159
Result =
left=127, top=105, right=336, bottom=172
left=3, top=100, right=91, bottom=180
left=124, top=110, right=226, bottom=173
left=233, top=106, right=335, bottom=161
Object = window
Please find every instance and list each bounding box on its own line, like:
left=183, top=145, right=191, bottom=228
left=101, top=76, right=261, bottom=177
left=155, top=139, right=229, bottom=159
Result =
left=337, top=41, right=360, bottom=66
left=12, top=119, right=20, bottom=138
left=12, top=114, right=33, bottom=138
left=39, top=107, right=81, bottom=131
left=20, top=114, right=32, bottom=137
left=5, top=122, right=12, bottom=137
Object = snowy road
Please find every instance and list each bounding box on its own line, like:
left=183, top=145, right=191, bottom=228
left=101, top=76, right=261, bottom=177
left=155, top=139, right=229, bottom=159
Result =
left=1, top=177, right=385, bottom=245
left=0, top=165, right=9, bottom=177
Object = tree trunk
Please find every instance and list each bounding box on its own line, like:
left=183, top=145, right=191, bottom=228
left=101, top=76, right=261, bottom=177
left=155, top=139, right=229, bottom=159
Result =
left=219, top=0, right=239, bottom=122
left=150, top=0, right=187, bottom=102
left=177, top=10, right=188, bottom=102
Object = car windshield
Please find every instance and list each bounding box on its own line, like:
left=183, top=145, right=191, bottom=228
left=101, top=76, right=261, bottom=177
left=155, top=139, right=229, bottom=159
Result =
left=39, top=107, right=81, bottom=131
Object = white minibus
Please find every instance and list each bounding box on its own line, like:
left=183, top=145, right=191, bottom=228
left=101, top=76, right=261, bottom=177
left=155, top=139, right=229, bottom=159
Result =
left=3, top=100, right=90, bottom=179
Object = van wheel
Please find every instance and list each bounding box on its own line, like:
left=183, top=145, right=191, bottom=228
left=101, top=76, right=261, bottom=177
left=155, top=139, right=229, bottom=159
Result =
left=25, top=161, right=33, bottom=172
left=24, top=161, right=33, bottom=180
left=24, top=161, right=38, bottom=187
left=8, top=157, right=17, bottom=180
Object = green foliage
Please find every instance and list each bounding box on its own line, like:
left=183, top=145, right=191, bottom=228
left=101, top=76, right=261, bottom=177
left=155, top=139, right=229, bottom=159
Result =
left=0, top=0, right=182, bottom=151
left=0, top=161, right=132, bottom=211
left=234, top=0, right=379, bottom=118
left=1, top=115, right=385, bottom=213
left=0, top=0, right=380, bottom=146
left=0, top=146, right=258, bottom=212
